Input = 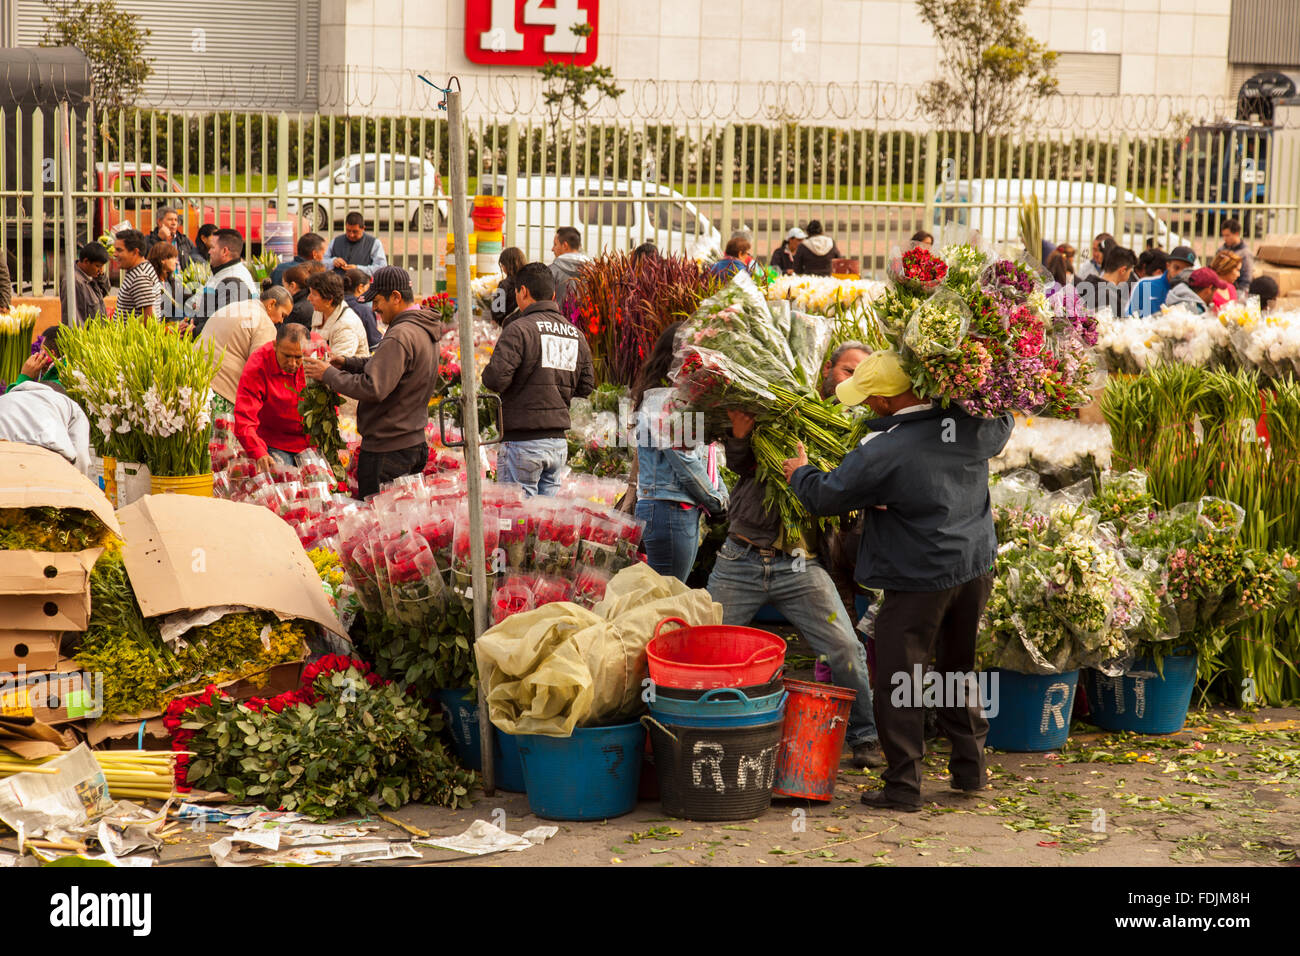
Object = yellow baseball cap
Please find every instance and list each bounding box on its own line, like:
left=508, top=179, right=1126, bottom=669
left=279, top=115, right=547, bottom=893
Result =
left=835, top=350, right=911, bottom=406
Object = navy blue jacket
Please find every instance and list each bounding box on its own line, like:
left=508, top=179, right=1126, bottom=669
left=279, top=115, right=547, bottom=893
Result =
left=790, top=404, right=1013, bottom=592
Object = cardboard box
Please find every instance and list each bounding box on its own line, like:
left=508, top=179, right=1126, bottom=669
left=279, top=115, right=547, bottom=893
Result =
left=0, top=630, right=61, bottom=671
left=1254, top=262, right=1300, bottom=297
left=1255, top=234, right=1300, bottom=269
left=84, top=716, right=170, bottom=752
left=0, top=665, right=102, bottom=726
left=0, top=550, right=100, bottom=630
left=116, top=495, right=346, bottom=639
left=0, top=716, right=77, bottom=760
left=0, top=441, right=122, bottom=631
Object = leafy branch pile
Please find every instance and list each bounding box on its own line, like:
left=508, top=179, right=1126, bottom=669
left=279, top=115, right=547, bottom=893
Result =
left=73, top=552, right=307, bottom=716
left=297, top=380, right=347, bottom=482
left=669, top=273, right=870, bottom=536
left=0, top=507, right=119, bottom=553
left=169, top=657, right=476, bottom=819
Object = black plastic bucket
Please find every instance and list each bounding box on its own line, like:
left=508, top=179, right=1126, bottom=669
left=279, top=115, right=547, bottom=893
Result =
left=642, top=714, right=784, bottom=822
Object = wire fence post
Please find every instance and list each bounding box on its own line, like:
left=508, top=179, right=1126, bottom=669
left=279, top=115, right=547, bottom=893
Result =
left=505, top=117, right=518, bottom=250
left=276, top=112, right=290, bottom=237
left=1114, top=132, right=1129, bottom=247
left=922, top=129, right=938, bottom=234
left=447, top=85, right=495, bottom=796
left=60, top=101, right=76, bottom=325
left=720, top=122, right=735, bottom=242
left=30, top=108, right=44, bottom=295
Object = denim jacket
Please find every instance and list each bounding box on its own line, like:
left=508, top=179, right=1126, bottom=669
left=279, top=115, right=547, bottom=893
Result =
left=634, top=388, right=728, bottom=513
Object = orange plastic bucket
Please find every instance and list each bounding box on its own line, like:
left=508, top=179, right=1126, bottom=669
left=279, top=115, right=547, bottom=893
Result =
left=772, top=678, right=857, bottom=801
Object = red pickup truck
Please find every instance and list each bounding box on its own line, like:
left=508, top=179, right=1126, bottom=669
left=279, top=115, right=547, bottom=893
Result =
left=93, top=163, right=295, bottom=247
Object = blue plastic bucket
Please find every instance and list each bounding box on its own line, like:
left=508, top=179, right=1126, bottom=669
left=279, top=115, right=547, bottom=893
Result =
left=651, top=691, right=788, bottom=728
left=515, top=722, right=644, bottom=821
left=983, top=668, right=1079, bottom=752
left=1084, top=653, right=1198, bottom=735
left=438, top=687, right=526, bottom=792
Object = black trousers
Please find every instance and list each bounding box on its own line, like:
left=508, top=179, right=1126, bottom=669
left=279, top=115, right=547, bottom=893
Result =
left=871, top=573, right=994, bottom=804
left=355, top=442, right=427, bottom=499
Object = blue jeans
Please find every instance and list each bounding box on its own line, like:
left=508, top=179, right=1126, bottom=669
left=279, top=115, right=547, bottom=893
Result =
left=268, top=448, right=301, bottom=467
left=706, top=538, right=878, bottom=747
left=498, top=438, right=568, bottom=497
left=636, top=499, right=701, bottom=583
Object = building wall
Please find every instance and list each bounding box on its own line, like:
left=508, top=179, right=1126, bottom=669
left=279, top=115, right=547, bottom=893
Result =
left=322, top=0, right=1241, bottom=109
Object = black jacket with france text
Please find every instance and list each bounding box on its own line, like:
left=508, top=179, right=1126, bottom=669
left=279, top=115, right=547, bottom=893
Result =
left=481, top=300, right=595, bottom=441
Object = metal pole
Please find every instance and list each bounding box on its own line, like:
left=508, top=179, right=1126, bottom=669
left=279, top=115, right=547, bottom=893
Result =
left=60, top=102, right=76, bottom=326
left=447, top=88, right=495, bottom=795
left=31, top=109, right=45, bottom=295
left=721, top=122, right=735, bottom=243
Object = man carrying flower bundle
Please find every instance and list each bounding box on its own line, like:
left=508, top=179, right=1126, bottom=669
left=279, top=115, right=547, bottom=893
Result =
left=235, top=322, right=312, bottom=473
left=782, top=351, right=1013, bottom=811
left=706, top=406, right=885, bottom=770
left=303, top=266, right=441, bottom=498
left=483, top=262, right=595, bottom=497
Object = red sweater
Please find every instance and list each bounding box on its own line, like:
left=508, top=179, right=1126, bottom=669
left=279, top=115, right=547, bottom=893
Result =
left=234, top=341, right=309, bottom=459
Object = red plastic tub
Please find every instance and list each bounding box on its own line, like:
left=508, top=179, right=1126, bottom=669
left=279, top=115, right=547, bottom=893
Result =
left=646, top=616, right=786, bottom=690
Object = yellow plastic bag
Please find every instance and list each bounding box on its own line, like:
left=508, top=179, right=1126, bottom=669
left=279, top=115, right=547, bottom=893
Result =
left=474, top=564, right=721, bottom=736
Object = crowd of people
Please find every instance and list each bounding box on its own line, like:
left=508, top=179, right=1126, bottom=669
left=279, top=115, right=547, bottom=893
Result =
left=1041, top=219, right=1280, bottom=317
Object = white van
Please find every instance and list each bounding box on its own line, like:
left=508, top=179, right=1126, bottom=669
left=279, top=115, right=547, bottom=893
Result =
left=932, top=179, right=1182, bottom=253
left=477, top=175, right=722, bottom=261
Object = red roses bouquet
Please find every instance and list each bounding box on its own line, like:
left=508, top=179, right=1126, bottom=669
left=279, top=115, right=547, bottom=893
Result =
left=888, top=245, right=949, bottom=295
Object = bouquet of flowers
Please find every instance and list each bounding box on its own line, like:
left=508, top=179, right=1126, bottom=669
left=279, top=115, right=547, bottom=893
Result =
left=669, top=272, right=869, bottom=535
left=979, top=497, right=1164, bottom=675
left=0, top=304, right=40, bottom=385
left=873, top=242, right=1097, bottom=419
left=59, top=317, right=219, bottom=474
left=179, top=260, right=212, bottom=297
left=887, top=245, right=948, bottom=295
left=471, top=272, right=503, bottom=317
left=421, top=292, right=458, bottom=325
left=1088, top=469, right=1157, bottom=536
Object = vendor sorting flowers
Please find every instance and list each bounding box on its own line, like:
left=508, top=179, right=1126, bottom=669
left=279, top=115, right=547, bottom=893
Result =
left=234, top=322, right=312, bottom=472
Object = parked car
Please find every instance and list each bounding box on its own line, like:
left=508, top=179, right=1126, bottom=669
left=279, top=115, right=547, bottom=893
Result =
left=477, top=175, right=722, bottom=261
left=932, top=179, right=1182, bottom=254
left=281, top=154, right=447, bottom=233
left=93, top=163, right=288, bottom=248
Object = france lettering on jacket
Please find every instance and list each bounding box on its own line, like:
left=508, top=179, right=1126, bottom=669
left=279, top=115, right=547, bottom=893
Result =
left=534, top=319, right=579, bottom=337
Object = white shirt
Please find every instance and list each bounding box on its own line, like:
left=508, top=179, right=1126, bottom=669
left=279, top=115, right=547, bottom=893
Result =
left=0, top=382, right=92, bottom=476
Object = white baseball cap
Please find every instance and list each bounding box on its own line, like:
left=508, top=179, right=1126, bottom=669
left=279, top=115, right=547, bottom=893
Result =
left=786, top=227, right=808, bottom=240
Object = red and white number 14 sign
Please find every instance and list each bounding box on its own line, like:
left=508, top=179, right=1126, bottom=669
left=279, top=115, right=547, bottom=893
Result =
left=465, top=0, right=601, bottom=66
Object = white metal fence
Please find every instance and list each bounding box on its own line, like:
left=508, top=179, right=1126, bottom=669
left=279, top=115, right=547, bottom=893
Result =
left=4, top=106, right=1299, bottom=298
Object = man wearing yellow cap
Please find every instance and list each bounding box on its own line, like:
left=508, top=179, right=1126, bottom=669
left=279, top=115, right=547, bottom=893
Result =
left=782, top=351, right=1013, bottom=811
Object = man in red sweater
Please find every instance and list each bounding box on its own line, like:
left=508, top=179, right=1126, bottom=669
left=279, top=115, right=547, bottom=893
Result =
left=235, top=323, right=311, bottom=471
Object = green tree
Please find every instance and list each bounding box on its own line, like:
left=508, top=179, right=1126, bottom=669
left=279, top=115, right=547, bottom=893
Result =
left=39, top=0, right=153, bottom=109
left=537, top=23, right=624, bottom=132
left=915, top=0, right=1058, bottom=137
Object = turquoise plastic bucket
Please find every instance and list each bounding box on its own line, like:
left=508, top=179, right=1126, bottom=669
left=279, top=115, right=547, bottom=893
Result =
left=1085, top=653, right=1198, bottom=735
left=515, top=722, right=644, bottom=821
left=650, top=690, right=788, bottom=728
left=984, top=668, right=1079, bottom=752
left=438, top=687, right=526, bottom=792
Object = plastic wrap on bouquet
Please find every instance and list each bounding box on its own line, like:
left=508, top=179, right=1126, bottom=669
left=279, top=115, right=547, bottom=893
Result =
left=383, top=530, right=447, bottom=627
left=887, top=244, right=949, bottom=296
left=532, top=497, right=579, bottom=575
